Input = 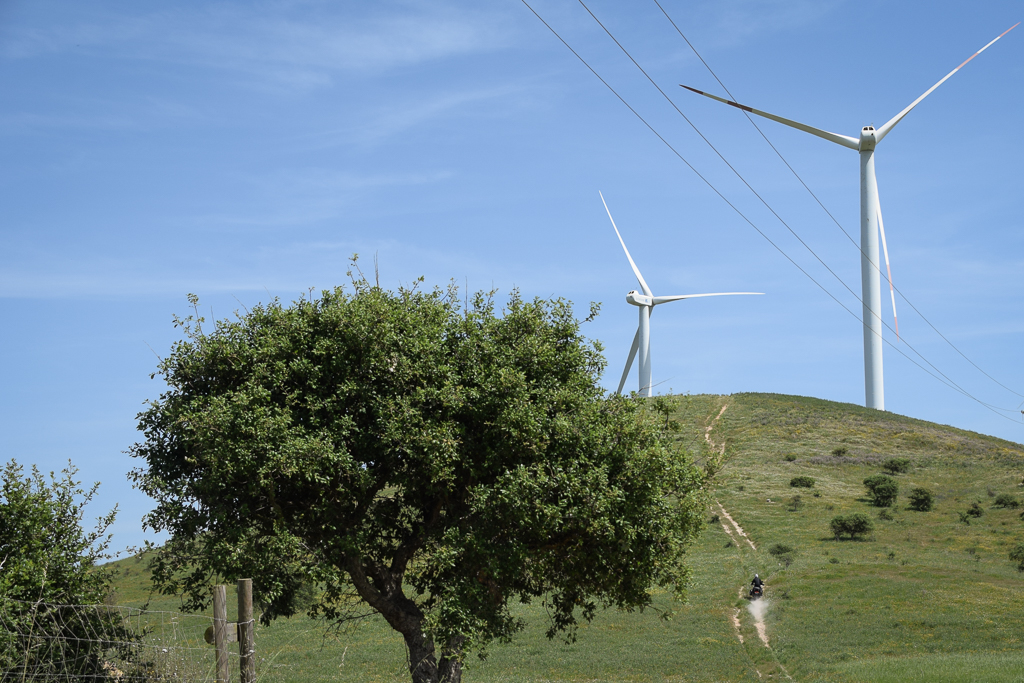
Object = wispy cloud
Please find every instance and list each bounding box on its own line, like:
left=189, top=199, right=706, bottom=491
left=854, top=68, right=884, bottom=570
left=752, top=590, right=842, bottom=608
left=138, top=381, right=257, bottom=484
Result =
left=304, top=84, right=526, bottom=147
left=691, top=0, right=846, bottom=46
left=192, top=168, right=456, bottom=228
left=3, top=1, right=514, bottom=90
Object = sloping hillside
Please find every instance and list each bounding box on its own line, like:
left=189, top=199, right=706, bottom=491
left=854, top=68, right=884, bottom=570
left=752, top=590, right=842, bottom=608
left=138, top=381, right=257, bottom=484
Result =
left=708, top=393, right=1024, bottom=682
left=108, top=393, right=1024, bottom=682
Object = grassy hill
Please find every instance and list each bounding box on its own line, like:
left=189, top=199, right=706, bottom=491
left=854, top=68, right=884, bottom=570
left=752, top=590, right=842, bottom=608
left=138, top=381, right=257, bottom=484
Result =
left=108, top=393, right=1024, bottom=682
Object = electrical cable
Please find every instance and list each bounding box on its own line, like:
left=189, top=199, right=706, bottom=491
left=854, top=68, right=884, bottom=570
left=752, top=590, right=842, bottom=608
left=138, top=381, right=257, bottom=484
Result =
left=651, top=0, right=1024, bottom=402
left=519, top=0, right=1021, bottom=422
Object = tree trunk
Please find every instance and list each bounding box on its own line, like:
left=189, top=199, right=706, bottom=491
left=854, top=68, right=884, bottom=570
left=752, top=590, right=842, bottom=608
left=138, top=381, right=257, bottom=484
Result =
left=437, top=635, right=466, bottom=683
left=403, top=630, right=464, bottom=683
left=343, top=557, right=465, bottom=683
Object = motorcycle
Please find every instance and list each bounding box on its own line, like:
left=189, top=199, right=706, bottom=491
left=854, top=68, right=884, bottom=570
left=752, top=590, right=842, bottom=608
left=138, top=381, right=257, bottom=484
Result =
left=749, top=584, right=764, bottom=600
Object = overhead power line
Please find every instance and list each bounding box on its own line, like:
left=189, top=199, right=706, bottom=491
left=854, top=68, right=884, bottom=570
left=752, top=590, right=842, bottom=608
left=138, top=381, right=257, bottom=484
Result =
left=518, top=0, right=1021, bottom=423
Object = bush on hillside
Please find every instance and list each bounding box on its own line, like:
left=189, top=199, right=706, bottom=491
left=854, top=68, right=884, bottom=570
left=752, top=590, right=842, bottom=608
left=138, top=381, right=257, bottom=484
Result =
left=786, top=495, right=804, bottom=512
left=769, top=543, right=795, bottom=556
left=908, top=487, right=934, bottom=512
left=790, top=476, right=815, bottom=488
left=863, top=474, right=899, bottom=507
left=831, top=447, right=849, bottom=457
left=830, top=513, right=873, bottom=540
left=878, top=508, right=894, bottom=521
left=783, top=454, right=797, bottom=462
left=967, top=501, right=984, bottom=518
left=993, top=494, right=1020, bottom=509
left=0, top=460, right=144, bottom=677
left=1009, top=544, right=1024, bottom=572
left=881, top=457, right=911, bottom=475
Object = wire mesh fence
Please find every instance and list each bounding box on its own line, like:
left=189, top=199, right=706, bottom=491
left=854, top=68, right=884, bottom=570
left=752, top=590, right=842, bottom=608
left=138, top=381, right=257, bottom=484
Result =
left=0, top=599, right=243, bottom=682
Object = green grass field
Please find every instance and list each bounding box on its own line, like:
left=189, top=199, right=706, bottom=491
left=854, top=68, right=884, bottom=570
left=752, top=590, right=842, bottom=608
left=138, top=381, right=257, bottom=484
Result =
left=108, top=393, right=1024, bottom=682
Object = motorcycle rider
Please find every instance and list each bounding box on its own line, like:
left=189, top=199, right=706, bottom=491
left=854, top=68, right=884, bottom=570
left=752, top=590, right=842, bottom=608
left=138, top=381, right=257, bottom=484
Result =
left=751, top=574, right=764, bottom=592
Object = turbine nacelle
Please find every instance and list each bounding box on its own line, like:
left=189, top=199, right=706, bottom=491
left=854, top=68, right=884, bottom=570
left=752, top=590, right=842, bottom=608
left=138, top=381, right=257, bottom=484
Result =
left=858, top=126, right=877, bottom=152
left=626, top=290, right=652, bottom=307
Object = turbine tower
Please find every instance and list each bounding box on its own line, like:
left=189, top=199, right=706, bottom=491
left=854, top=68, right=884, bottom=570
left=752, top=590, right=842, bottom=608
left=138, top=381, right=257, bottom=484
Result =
left=680, top=24, right=1017, bottom=410
left=601, top=192, right=762, bottom=397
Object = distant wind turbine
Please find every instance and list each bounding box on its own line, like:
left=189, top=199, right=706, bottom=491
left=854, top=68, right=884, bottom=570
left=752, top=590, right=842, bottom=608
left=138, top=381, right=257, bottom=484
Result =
left=680, top=23, right=1018, bottom=410
left=601, top=192, right=762, bottom=397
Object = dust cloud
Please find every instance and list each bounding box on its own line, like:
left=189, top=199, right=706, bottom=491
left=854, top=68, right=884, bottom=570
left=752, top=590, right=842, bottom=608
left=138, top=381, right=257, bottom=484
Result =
left=747, top=599, right=770, bottom=646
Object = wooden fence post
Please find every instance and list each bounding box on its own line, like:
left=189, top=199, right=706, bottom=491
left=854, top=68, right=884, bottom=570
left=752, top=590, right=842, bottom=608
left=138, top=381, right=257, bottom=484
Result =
left=213, top=585, right=229, bottom=683
left=238, top=578, right=255, bottom=683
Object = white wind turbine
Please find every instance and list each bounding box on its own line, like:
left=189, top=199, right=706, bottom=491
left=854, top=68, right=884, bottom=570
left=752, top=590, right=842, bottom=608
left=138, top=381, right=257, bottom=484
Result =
left=601, top=192, right=763, bottom=397
left=680, top=24, right=1018, bottom=411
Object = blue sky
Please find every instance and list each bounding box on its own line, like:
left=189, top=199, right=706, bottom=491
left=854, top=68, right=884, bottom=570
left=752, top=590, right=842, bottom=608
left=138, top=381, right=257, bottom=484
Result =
left=1, top=0, right=1021, bottom=553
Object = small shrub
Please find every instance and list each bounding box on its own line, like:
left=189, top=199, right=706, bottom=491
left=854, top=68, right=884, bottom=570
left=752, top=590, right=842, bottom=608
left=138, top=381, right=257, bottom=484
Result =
left=724, top=540, right=734, bottom=548
left=825, top=503, right=835, bottom=511
left=864, top=474, right=899, bottom=507
left=831, top=447, right=849, bottom=457
left=957, top=511, right=971, bottom=525
left=908, top=487, right=934, bottom=512
left=784, top=454, right=797, bottom=462
left=790, top=476, right=815, bottom=488
left=1010, top=544, right=1024, bottom=572
left=993, top=494, right=1020, bottom=509
left=786, top=495, right=804, bottom=512
left=887, top=551, right=896, bottom=560
left=878, top=508, right=894, bottom=521
left=829, top=557, right=840, bottom=564
left=813, top=492, right=821, bottom=498
left=709, top=514, right=720, bottom=523
left=830, top=513, right=873, bottom=540
left=967, top=501, right=984, bottom=518
left=769, top=543, right=795, bottom=556
left=882, top=457, right=911, bottom=475
left=737, top=485, right=745, bottom=492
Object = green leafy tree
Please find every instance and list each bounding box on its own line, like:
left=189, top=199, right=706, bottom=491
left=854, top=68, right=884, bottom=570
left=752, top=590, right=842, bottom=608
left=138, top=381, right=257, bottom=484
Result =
left=863, top=474, right=899, bottom=507
left=1010, top=544, right=1024, bottom=572
left=993, top=494, right=1020, bottom=509
left=907, top=487, right=934, bottom=512
left=130, top=271, right=717, bottom=683
left=829, top=513, right=873, bottom=540
left=881, top=458, right=911, bottom=475
left=0, top=460, right=141, bottom=678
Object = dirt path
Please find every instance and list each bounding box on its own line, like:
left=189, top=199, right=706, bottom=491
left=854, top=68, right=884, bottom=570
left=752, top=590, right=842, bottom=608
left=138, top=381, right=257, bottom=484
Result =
left=707, top=400, right=786, bottom=677
left=730, top=608, right=744, bottom=644
left=717, top=503, right=756, bottom=551
left=704, top=404, right=728, bottom=455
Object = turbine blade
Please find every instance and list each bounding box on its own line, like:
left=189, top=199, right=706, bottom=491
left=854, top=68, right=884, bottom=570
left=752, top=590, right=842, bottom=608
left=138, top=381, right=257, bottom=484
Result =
left=679, top=85, right=859, bottom=150
left=652, top=292, right=764, bottom=305
left=876, top=23, right=1019, bottom=143
left=876, top=204, right=899, bottom=340
left=600, top=191, right=653, bottom=297
left=617, top=326, right=642, bottom=394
